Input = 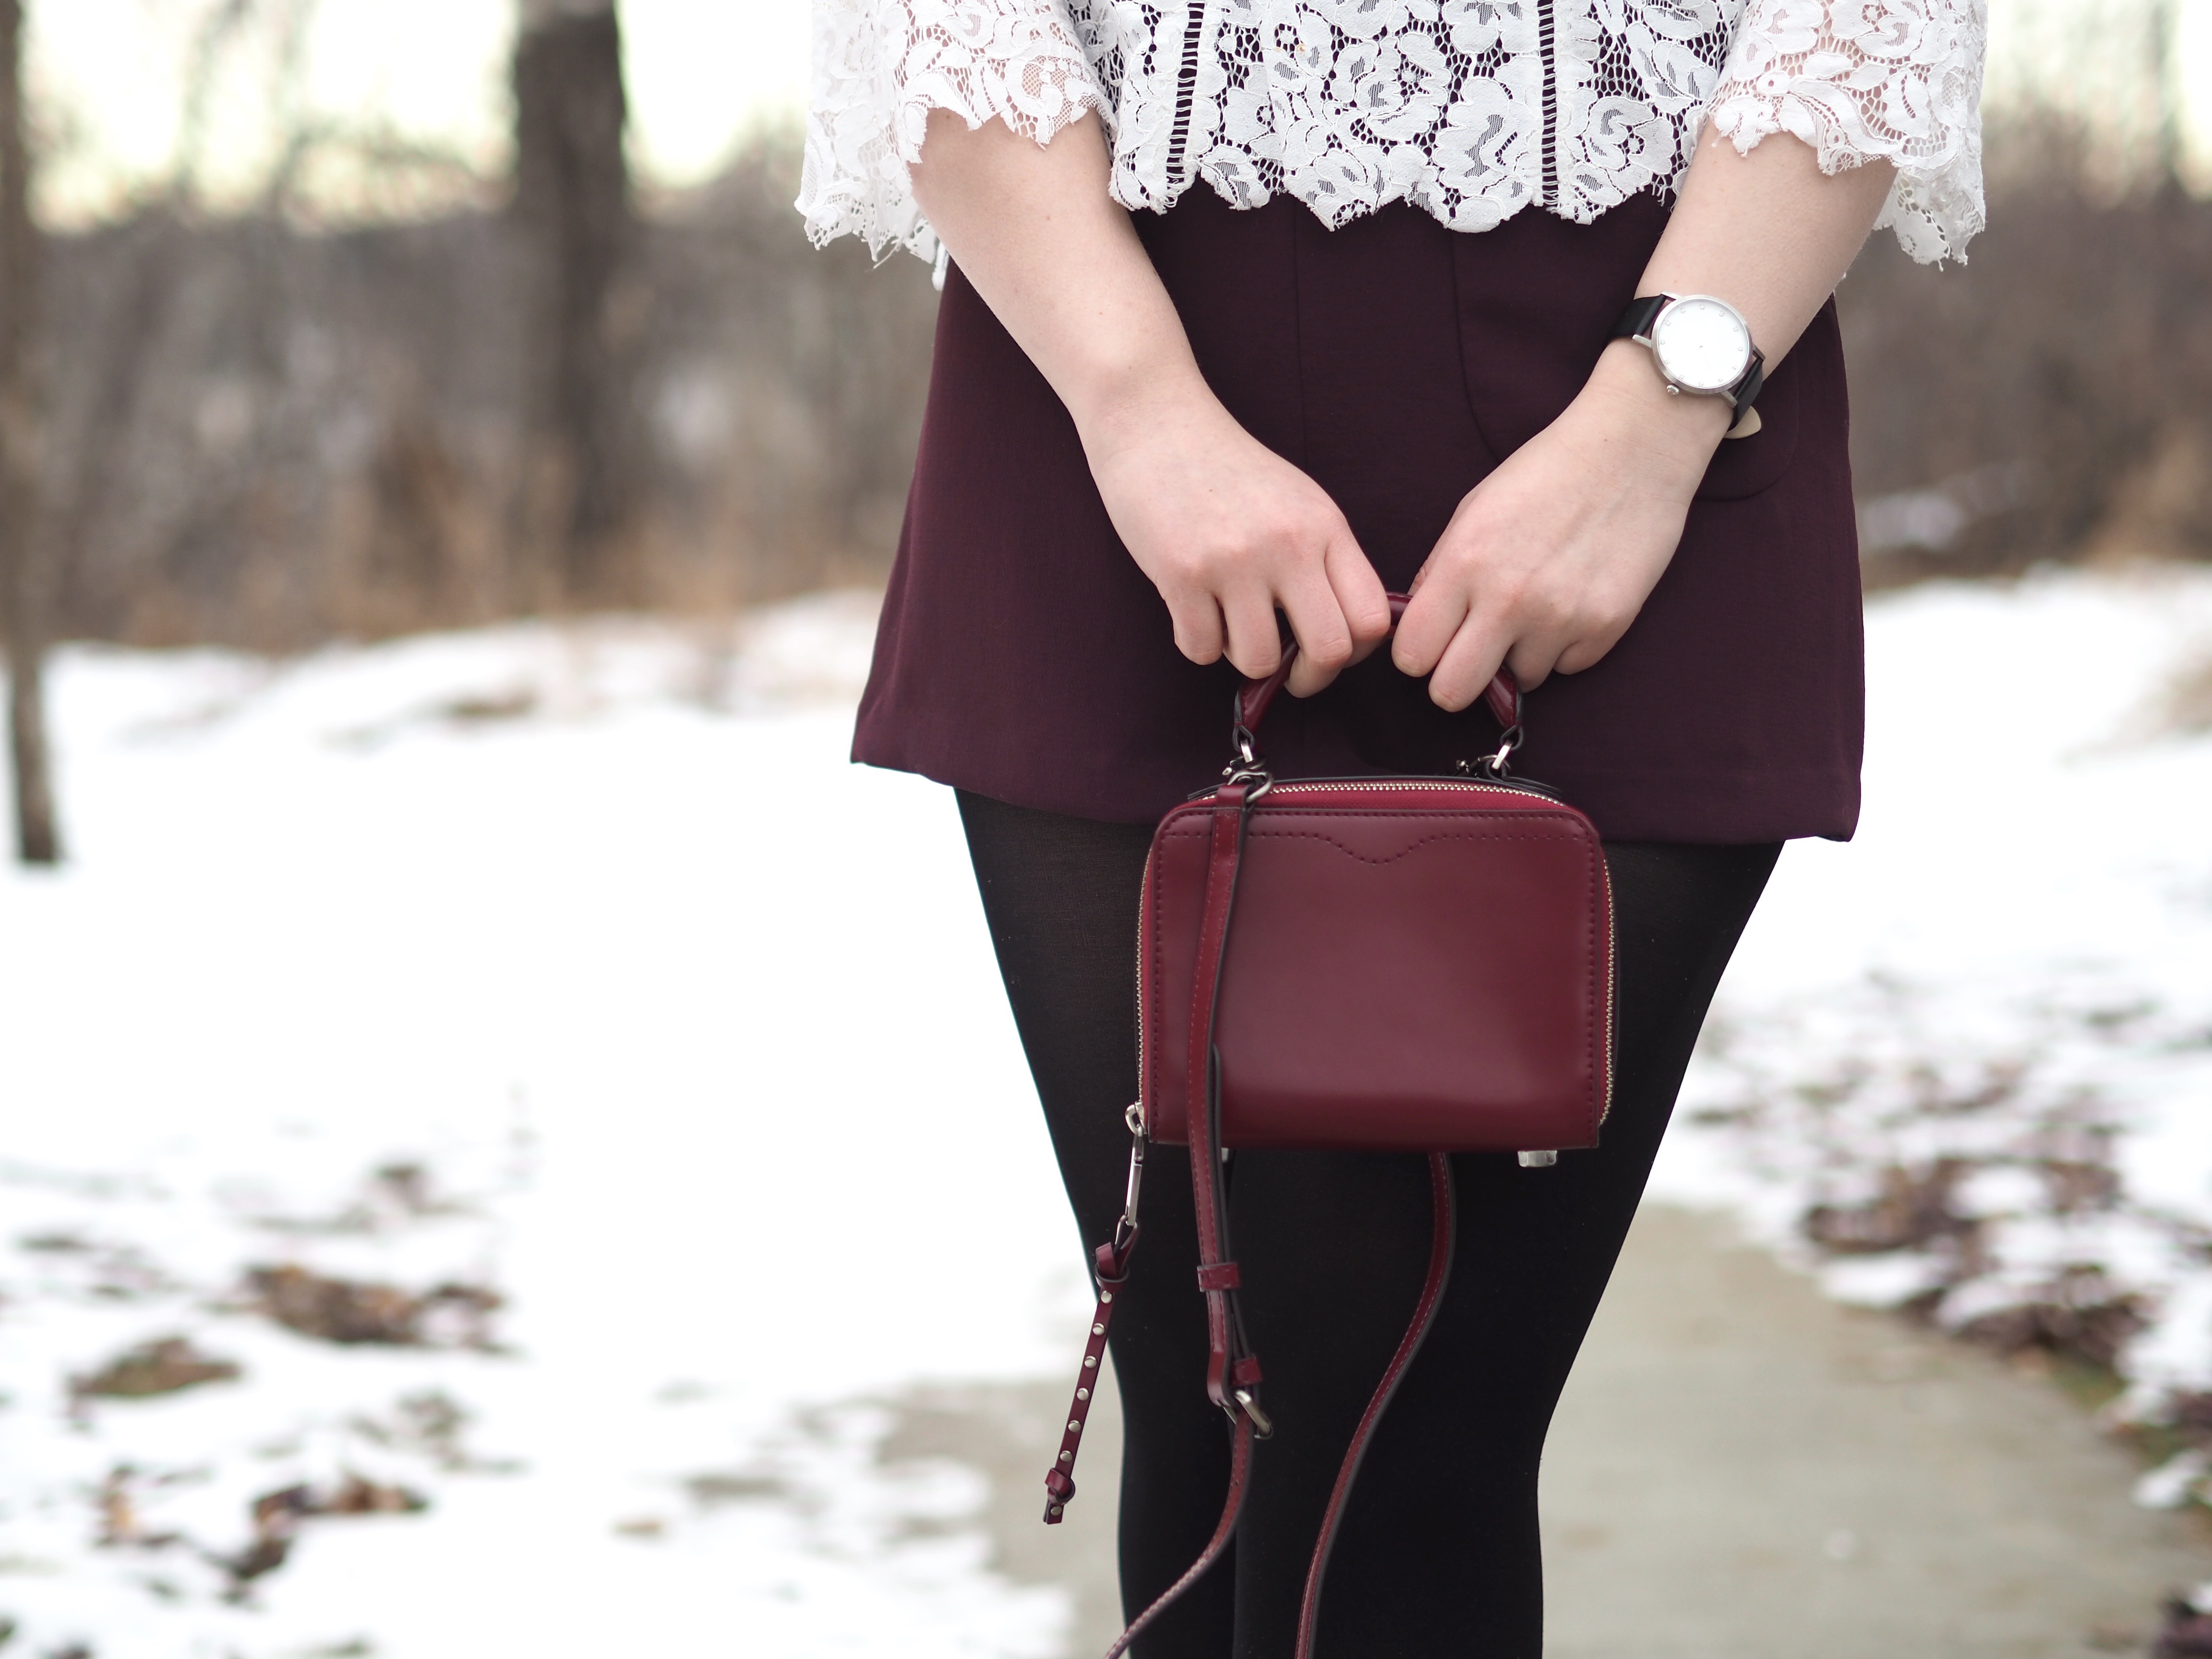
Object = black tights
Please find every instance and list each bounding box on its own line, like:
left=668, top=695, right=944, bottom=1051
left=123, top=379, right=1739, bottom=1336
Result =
left=957, top=790, right=1779, bottom=1659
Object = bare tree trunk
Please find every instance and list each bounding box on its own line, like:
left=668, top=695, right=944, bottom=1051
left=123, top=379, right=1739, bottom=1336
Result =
left=512, top=0, right=637, bottom=606
left=0, top=0, right=56, bottom=865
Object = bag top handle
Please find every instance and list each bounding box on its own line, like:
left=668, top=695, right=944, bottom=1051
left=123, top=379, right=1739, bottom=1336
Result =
left=1233, top=593, right=1523, bottom=744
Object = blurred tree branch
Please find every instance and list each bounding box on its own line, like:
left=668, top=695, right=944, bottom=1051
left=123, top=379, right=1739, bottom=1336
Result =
left=172, top=0, right=262, bottom=209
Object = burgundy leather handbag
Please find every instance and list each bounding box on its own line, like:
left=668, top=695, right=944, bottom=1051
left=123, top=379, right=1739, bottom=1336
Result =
left=1041, top=597, right=1615, bottom=1659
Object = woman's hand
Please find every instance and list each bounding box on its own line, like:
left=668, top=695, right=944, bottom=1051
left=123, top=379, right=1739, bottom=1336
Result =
left=909, top=110, right=1389, bottom=697
left=1082, top=384, right=1390, bottom=696
left=1393, top=344, right=1727, bottom=708
left=1396, top=128, right=1901, bottom=710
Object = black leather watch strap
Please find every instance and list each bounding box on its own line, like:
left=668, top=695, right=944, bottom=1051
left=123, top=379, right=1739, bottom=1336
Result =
left=1729, top=351, right=1767, bottom=417
left=1610, top=293, right=1669, bottom=343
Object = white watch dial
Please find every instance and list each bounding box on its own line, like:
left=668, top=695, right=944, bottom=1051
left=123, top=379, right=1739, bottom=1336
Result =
left=1649, top=295, right=1752, bottom=395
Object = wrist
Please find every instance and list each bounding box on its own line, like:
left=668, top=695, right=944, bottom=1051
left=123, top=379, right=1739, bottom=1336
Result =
left=1581, top=340, right=1733, bottom=466
left=1070, top=358, right=1229, bottom=460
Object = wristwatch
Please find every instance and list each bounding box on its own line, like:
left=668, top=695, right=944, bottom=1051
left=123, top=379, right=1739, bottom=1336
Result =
left=1610, top=293, right=1766, bottom=437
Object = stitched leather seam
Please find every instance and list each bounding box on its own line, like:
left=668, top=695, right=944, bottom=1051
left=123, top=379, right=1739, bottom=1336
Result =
left=1239, top=826, right=1599, bottom=868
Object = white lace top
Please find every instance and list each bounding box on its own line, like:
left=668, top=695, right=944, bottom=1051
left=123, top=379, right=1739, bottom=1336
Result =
left=800, top=0, right=1984, bottom=268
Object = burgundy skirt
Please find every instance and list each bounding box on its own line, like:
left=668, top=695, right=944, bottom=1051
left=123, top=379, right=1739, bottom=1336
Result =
left=854, top=190, right=1863, bottom=843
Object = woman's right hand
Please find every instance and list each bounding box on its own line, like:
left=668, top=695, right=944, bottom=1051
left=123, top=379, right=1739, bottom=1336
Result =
left=910, top=110, right=1387, bottom=697
left=1080, top=386, right=1390, bottom=696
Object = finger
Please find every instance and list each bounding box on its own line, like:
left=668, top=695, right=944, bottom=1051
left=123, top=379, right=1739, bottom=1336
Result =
left=1324, top=537, right=1393, bottom=662
left=1428, top=612, right=1515, bottom=712
left=1391, top=577, right=1469, bottom=679
left=1280, top=563, right=1356, bottom=699
left=1166, top=590, right=1226, bottom=667
left=1501, top=635, right=1562, bottom=695
left=1281, top=606, right=1349, bottom=699
left=1219, top=589, right=1284, bottom=681
left=1551, top=613, right=1638, bottom=677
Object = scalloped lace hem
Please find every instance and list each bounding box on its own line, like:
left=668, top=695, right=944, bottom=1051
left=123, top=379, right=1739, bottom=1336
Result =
left=1705, top=0, right=1987, bottom=263
left=799, top=0, right=1110, bottom=262
left=802, top=0, right=1985, bottom=266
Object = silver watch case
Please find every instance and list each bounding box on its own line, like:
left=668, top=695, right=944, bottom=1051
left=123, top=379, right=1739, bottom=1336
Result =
left=1634, top=294, right=1755, bottom=398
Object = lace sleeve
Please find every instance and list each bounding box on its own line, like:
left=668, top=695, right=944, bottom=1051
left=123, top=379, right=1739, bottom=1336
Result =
left=1705, top=0, right=1987, bottom=264
left=798, top=0, right=1110, bottom=263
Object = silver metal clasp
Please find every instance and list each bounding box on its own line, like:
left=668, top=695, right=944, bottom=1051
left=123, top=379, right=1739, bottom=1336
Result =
left=1518, top=1150, right=1558, bottom=1168
left=1222, top=726, right=1274, bottom=796
left=1488, top=724, right=1523, bottom=775
left=1233, top=1387, right=1275, bottom=1438
left=1121, top=1103, right=1148, bottom=1232
left=1455, top=725, right=1525, bottom=781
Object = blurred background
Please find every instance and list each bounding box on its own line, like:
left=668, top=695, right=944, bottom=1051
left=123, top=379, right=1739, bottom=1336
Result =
left=5, top=3, right=2212, bottom=1658
left=0, top=0, right=2211, bottom=673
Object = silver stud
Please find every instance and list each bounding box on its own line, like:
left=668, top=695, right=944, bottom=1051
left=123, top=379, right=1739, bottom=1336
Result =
left=1100, top=1291, right=1113, bottom=1303
left=1077, top=1387, right=1091, bottom=1401
left=1068, top=1420, right=1082, bottom=1433
left=1083, top=1355, right=1097, bottom=1369
left=1093, top=1322, right=1106, bottom=1335
left=1049, top=1504, right=1063, bottom=1516
left=1059, top=1451, right=1072, bottom=1464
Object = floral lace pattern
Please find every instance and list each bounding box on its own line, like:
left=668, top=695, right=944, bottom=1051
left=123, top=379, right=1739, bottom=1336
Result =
left=799, top=0, right=1984, bottom=265
left=1089, top=0, right=1739, bottom=233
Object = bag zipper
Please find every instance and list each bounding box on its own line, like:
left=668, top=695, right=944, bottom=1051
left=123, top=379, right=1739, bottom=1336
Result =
left=1260, top=779, right=1553, bottom=801
left=1598, top=864, right=1617, bottom=1122
left=1134, top=852, right=1154, bottom=1129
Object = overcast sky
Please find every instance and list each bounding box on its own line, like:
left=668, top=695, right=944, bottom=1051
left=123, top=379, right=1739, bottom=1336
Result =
left=22, top=0, right=2212, bottom=224
left=28, top=0, right=809, bottom=221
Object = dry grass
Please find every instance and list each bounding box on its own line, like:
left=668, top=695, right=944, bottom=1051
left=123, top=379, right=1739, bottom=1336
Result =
left=19, top=118, right=2212, bottom=649
left=27, top=136, right=936, bottom=652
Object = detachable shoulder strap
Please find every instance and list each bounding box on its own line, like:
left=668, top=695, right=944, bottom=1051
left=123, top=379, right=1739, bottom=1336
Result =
left=1045, top=782, right=1458, bottom=1659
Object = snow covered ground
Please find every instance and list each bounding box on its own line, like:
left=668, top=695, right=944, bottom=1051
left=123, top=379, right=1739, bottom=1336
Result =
left=1649, top=567, right=2212, bottom=1506
left=1, top=597, right=1081, bottom=1659
left=3, top=570, right=2212, bottom=1657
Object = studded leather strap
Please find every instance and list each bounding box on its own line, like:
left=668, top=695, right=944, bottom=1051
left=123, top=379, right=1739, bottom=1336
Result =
left=1042, top=1228, right=1135, bottom=1525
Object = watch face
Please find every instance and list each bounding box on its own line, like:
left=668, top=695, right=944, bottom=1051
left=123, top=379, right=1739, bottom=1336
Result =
left=1650, top=296, right=1752, bottom=394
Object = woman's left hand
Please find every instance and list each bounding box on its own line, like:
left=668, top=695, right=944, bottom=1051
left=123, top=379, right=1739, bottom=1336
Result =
left=1392, top=341, right=1732, bottom=709
left=1392, top=123, right=1904, bottom=710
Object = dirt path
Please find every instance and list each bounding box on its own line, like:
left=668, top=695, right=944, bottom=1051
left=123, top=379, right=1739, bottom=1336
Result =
left=877, top=1203, right=2211, bottom=1657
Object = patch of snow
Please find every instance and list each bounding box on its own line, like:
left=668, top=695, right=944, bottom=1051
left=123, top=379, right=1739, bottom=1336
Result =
left=9, top=568, right=2212, bottom=1655
left=0, top=593, right=1080, bottom=1657
left=2138, top=1452, right=2209, bottom=1512
left=1653, top=565, right=2212, bottom=1500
